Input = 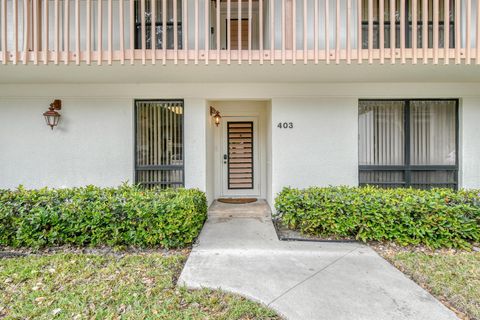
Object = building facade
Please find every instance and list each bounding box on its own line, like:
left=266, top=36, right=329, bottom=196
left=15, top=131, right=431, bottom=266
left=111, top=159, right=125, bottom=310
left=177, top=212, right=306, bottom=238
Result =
left=1, top=0, right=479, bottom=207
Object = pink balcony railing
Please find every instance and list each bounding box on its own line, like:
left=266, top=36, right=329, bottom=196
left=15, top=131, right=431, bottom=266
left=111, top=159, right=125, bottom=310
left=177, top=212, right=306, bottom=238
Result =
left=0, top=0, right=479, bottom=66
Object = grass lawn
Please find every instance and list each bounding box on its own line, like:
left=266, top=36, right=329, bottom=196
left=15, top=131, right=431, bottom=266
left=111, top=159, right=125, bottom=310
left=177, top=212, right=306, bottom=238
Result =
left=0, top=251, right=280, bottom=319
left=380, top=249, right=480, bottom=320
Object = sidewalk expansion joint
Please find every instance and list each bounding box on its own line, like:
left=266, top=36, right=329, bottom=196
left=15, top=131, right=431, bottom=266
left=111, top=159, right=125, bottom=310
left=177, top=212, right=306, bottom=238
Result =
left=267, top=246, right=359, bottom=306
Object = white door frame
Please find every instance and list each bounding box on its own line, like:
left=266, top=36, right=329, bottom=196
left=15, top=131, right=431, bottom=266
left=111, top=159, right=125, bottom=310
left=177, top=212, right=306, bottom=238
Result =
left=220, top=116, right=260, bottom=197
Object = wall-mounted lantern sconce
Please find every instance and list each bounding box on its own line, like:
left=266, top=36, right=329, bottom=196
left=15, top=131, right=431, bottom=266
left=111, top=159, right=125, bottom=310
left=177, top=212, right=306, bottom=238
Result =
left=43, top=99, right=62, bottom=130
left=210, top=106, right=222, bottom=127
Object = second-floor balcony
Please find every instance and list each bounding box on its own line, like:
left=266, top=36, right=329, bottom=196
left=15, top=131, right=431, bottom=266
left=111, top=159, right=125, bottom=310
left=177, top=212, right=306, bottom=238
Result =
left=0, top=0, right=479, bottom=66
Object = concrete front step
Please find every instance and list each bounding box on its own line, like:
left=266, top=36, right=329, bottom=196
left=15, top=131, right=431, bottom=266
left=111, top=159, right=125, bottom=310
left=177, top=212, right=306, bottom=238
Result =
left=207, top=199, right=272, bottom=219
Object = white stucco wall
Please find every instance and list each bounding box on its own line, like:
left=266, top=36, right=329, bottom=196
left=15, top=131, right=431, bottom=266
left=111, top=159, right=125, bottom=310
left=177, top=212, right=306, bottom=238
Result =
left=0, top=94, right=206, bottom=191
left=270, top=97, right=358, bottom=201
left=266, top=101, right=273, bottom=208
left=183, top=98, right=207, bottom=191
left=0, top=82, right=479, bottom=201
left=0, top=98, right=133, bottom=189
left=205, top=103, right=216, bottom=205
left=460, top=97, right=480, bottom=189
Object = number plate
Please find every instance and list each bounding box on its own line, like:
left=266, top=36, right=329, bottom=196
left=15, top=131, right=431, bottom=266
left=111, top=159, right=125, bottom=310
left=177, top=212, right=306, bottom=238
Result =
left=277, top=122, right=294, bottom=129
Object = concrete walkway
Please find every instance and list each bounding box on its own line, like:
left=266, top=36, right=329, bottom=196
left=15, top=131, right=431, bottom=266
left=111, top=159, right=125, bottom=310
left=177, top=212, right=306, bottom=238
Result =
left=178, top=200, right=458, bottom=320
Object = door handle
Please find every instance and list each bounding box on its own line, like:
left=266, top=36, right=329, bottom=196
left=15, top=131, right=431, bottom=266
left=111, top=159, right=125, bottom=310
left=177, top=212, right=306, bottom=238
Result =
left=223, top=154, right=227, bottom=164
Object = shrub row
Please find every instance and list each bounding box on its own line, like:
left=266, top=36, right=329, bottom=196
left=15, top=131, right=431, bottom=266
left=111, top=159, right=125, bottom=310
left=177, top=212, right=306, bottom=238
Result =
left=0, top=185, right=207, bottom=248
left=275, top=186, right=480, bottom=249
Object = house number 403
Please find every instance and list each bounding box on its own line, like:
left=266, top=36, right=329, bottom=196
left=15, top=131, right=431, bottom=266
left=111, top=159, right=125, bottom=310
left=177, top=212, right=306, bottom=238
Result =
left=277, top=122, right=294, bottom=129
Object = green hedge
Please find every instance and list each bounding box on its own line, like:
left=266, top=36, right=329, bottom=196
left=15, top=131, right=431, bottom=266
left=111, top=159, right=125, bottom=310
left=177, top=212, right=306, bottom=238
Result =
left=275, top=186, right=480, bottom=249
left=0, top=185, right=207, bottom=249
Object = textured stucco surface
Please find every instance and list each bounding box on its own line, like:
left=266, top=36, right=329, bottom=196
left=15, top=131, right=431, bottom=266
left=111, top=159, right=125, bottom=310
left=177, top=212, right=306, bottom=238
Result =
left=0, top=83, right=479, bottom=191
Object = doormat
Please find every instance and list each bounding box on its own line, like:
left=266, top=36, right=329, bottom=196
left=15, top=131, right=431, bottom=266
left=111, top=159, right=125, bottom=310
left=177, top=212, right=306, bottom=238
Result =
left=217, top=198, right=257, bottom=204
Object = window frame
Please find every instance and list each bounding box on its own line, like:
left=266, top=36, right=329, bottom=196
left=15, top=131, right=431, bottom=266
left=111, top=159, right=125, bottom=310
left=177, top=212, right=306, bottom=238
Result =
left=133, top=0, right=183, bottom=50
left=361, top=0, right=456, bottom=49
left=133, top=99, right=185, bottom=188
left=358, top=98, right=459, bottom=189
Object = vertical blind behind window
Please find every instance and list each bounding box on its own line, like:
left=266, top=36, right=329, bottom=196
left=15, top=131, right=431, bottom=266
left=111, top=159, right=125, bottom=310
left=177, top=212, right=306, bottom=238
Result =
left=135, top=100, right=184, bottom=189
left=358, top=99, right=457, bottom=189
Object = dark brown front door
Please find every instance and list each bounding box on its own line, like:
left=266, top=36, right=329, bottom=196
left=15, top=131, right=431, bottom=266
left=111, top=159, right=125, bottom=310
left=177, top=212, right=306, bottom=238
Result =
left=230, top=19, right=249, bottom=50
left=227, top=121, right=254, bottom=190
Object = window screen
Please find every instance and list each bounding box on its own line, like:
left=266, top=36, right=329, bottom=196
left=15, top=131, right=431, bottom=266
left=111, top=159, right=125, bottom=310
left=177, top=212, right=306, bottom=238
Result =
left=135, top=100, right=184, bottom=188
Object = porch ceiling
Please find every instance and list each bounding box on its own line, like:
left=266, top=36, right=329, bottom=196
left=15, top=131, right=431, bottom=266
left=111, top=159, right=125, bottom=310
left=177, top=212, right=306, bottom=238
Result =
left=0, top=63, right=479, bottom=84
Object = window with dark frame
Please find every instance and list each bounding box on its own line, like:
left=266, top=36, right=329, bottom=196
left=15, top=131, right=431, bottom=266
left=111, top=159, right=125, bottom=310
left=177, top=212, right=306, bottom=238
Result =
left=358, top=99, right=458, bottom=190
left=361, top=0, right=456, bottom=49
left=134, top=0, right=183, bottom=50
left=135, top=100, right=184, bottom=189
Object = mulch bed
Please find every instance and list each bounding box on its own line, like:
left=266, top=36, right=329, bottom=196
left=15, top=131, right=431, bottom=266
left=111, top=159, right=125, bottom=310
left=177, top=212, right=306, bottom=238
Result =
left=0, top=246, right=189, bottom=259
left=370, top=241, right=480, bottom=256
left=272, top=218, right=358, bottom=243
